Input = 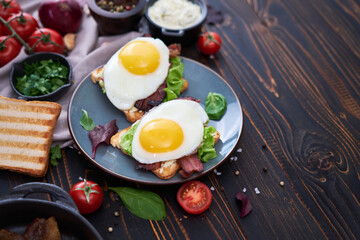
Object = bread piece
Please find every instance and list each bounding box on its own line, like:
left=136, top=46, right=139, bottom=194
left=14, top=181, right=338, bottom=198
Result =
left=90, top=66, right=103, bottom=84
left=91, top=67, right=189, bottom=123
left=0, top=95, right=61, bottom=177
left=152, top=160, right=180, bottom=179
left=111, top=124, right=220, bottom=179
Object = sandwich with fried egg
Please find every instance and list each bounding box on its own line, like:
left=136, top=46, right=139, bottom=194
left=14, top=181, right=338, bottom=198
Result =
left=110, top=99, right=220, bottom=179
left=91, top=37, right=188, bottom=123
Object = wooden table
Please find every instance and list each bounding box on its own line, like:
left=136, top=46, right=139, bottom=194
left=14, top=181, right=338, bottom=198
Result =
left=1, top=0, right=359, bottom=239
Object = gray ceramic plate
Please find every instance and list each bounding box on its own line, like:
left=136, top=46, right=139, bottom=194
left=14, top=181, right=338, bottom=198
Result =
left=68, top=57, right=243, bottom=185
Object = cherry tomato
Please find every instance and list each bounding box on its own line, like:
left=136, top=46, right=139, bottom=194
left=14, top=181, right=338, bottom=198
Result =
left=0, top=35, right=21, bottom=67
left=28, top=28, right=65, bottom=54
left=69, top=179, right=104, bottom=214
left=0, top=0, right=22, bottom=19
left=5, top=12, right=39, bottom=42
left=197, top=32, right=222, bottom=55
left=177, top=181, right=212, bottom=214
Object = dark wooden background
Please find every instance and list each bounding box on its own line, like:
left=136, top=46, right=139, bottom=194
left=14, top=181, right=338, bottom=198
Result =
left=1, top=0, right=359, bottom=239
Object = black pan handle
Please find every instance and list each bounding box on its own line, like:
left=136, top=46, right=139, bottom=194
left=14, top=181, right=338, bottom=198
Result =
left=1, top=182, right=79, bottom=213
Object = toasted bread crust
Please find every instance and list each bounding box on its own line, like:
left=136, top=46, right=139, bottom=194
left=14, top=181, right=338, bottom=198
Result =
left=0, top=95, right=62, bottom=177
left=152, top=160, right=180, bottom=179
left=91, top=67, right=104, bottom=83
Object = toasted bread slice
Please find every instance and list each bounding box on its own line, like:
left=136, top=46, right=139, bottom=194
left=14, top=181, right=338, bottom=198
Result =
left=152, top=160, right=180, bottom=179
left=91, top=67, right=189, bottom=123
left=0, top=95, right=61, bottom=177
left=111, top=125, right=220, bottom=179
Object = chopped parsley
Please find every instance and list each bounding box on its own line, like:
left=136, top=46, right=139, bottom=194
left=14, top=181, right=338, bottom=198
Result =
left=16, top=59, right=69, bottom=96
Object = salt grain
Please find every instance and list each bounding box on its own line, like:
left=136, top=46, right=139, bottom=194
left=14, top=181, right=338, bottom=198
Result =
left=216, top=172, right=222, bottom=176
left=213, top=169, right=217, bottom=173
left=242, top=188, right=247, bottom=192
left=237, top=148, right=243, bottom=153
left=210, top=186, right=215, bottom=191
left=254, top=187, right=260, bottom=195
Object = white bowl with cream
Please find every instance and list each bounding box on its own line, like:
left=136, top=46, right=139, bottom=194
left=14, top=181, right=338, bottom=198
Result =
left=145, top=0, right=208, bottom=46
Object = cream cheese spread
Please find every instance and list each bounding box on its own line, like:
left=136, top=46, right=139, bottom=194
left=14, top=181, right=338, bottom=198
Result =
left=148, top=0, right=202, bottom=30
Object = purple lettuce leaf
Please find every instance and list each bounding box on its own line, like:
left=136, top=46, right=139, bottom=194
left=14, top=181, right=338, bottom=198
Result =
left=88, top=119, right=118, bottom=158
left=235, top=192, right=253, bottom=218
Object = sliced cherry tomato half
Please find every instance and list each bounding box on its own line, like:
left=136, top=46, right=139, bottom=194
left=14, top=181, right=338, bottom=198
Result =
left=197, top=32, right=222, bottom=55
left=177, top=180, right=212, bottom=214
left=5, top=12, right=39, bottom=42
left=0, top=0, right=22, bottom=19
left=69, top=179, right=104, bottom=214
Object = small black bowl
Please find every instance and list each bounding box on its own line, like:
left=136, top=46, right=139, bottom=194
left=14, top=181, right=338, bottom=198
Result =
left=87, top=0, right=146, bottom=35
left=145, top=0, right=208, bottom=46
left=10, top=52, right=72, bottom=101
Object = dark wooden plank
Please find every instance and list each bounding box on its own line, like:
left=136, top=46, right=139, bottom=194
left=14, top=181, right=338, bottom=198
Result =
left=201, top=0, right=360, bottom=239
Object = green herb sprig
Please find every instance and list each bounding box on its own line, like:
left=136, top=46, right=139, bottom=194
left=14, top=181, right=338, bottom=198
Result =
left=50, top=144, right=62, bottom=167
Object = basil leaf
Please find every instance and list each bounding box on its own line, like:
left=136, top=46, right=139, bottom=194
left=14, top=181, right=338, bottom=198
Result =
left=80, top=109, right=95, bottom=131
left=205, top=92, right=227, bottom=120
left=109, top=187, right=166, bottom=221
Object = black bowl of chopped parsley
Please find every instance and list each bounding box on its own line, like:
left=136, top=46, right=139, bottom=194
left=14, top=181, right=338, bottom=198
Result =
left=10, top=52, right=72, bottom=101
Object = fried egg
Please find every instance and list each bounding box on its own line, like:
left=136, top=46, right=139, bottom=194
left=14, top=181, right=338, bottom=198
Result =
left=104, top=37, right=170, bottom=110
left=132, top=99, right=209, bottom=164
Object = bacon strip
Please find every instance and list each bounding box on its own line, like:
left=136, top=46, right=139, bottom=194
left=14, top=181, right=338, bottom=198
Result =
left=136, top=162, right=161, bottom=171
left=178, top=153, right=204, bottom=178
left=168, top=44, right=182, bottom=58
left=134, top=81, right=167, bottom=111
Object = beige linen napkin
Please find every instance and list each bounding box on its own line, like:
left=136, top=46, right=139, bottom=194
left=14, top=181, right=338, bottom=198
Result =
left=0, top=0, right=142, bottom=147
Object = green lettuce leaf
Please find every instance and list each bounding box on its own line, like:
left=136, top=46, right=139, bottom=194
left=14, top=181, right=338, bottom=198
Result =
left=163, top=57, right=185, bottom=102
left=119, top=121, right=140, bottom=155
left=198, top=126, right=217, bottom=163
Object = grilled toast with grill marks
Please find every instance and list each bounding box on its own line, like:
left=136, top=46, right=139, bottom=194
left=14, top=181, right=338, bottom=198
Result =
left=0, top=95, right=61, bottom=177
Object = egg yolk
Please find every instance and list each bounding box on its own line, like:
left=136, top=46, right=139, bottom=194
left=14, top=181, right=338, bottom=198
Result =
left=118, top=40, right=160, bottom=75
left=139, top=119, right=184, bottom=153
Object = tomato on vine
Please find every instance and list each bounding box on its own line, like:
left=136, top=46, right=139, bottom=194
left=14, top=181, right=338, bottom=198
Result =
left=28, top=28, right=65, bottom=54
left=0, top=35, right=21, bottom=67
left=5, top=12, right=39, bottom=42
left=0, top=0, right=22, bottom=19
left=69, top=179, right=104, bottom=214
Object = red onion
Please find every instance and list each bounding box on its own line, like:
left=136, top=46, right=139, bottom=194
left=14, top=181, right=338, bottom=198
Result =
left=38, top=0, right=83, bottom=34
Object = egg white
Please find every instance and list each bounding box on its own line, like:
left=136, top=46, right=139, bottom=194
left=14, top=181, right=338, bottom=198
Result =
left=132, top=99, right=209, bottom=164
left=104, top=37, right=170, bottom=110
